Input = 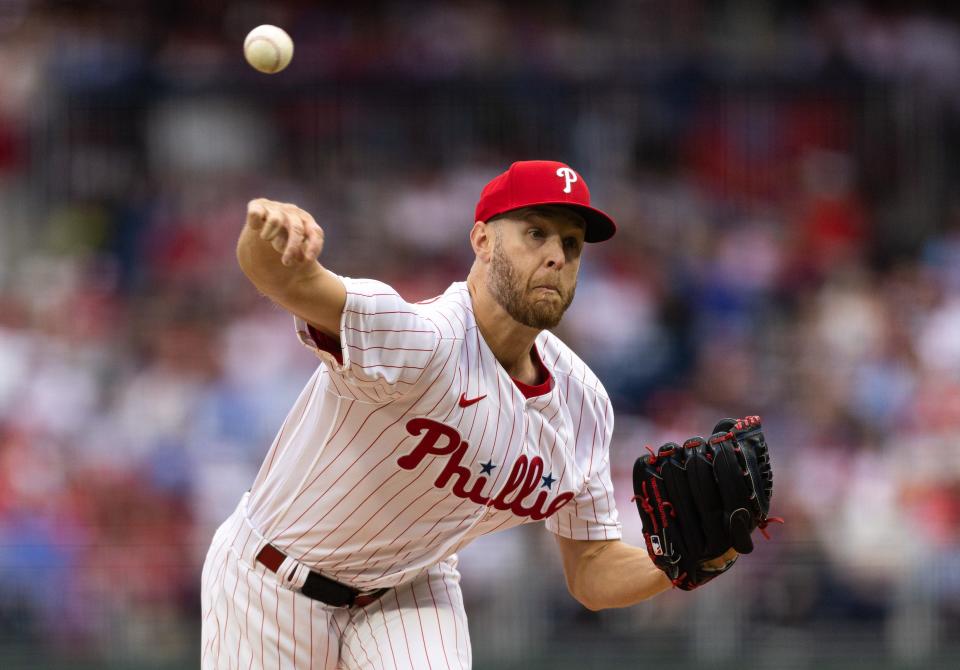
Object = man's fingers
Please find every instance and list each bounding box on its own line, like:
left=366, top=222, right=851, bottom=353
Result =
left=295, top=206, right=320, bottom=232
left=260, top=219, right=280, bottom=241
left=246, top=201, right=267, bottom=230
left=302, top=227, right=324, bottom=262
left=297, top=207, right=325, bottom=263
left=281, top=220, right=305, bottom=266
left=298, top=212, right=324, bottom=263
left=270, top=231, right=287, bottom=254
left=246, top=200, right=323, bottom=265
left=259, top=202, right=289, bottom=248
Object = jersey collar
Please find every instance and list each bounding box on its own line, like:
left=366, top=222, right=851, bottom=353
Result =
left=511, top=344, right=554, bottom=399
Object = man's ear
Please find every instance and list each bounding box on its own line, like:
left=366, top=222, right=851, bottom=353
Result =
left=470, top=220, right=494, bottom=262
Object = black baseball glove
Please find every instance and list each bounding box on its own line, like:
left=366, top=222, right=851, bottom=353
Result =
left=632, top=416, right=779, bottom=590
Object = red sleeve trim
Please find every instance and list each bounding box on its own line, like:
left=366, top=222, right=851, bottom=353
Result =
left=307, top=324, right=344, bottom=365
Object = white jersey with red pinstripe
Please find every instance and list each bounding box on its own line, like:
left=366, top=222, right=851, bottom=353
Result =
left=201, top=277, right=621, bottom=669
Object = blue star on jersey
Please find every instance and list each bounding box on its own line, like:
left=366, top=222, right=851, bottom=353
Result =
left=541, top=473, right=555, bottom=489
left=479, top=460, right=497, bottom=475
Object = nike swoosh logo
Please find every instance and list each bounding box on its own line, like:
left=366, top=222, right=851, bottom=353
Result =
left=458, top=393, right=486, bottom=408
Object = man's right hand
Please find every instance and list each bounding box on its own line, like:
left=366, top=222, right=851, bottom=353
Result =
left=238, top=198, right=346, bottom=337
left=246, top=198, right=325, bottom=267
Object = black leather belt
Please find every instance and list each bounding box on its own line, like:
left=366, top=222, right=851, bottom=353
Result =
left=255, top=543, right=387, bottom=608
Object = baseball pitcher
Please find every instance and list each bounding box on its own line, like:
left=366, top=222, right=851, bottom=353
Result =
left=200, top=160, right=778, bottom=669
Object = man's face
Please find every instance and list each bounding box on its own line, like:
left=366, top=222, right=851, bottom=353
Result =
left=486, top=206, right=586, bottom=330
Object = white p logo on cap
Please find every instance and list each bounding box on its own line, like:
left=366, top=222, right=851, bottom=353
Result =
left=556, top=167, right=578, bottom=194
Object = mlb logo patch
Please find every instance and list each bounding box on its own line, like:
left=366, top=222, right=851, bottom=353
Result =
left=649, top=535, right=664, bottom=556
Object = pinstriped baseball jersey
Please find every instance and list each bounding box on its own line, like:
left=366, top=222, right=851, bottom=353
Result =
left=245, top=278, right=622, bottom=591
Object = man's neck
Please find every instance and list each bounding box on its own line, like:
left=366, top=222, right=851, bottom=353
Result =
left=466, top=278, right=543, bottom=385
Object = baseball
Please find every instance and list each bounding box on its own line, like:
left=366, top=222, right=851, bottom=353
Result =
left=243, top=24, right=293, bottom=74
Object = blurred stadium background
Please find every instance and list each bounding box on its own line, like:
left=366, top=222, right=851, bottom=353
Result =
left=2, top=0, right=960, bottom=668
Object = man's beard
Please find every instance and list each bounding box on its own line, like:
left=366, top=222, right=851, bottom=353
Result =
left=487, top=237, right=576, bottom=330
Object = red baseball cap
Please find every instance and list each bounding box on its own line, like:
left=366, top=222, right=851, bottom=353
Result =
left=474, top=160, right=617, bottom=243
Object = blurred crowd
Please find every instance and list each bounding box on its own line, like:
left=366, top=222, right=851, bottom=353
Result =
left=2, top=1, right=960, bottom=667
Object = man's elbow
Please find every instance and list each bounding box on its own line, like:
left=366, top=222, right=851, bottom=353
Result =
left=572, top=590, right=616, bottom=611
left=565, top=577, right=606, bottom=612
left=566, top=574, right=665, bottom=611
left=578, top=595, right=606, bottom=612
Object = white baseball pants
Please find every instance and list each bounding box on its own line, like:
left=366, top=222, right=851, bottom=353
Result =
left=201, top=495, right=472, bottom=669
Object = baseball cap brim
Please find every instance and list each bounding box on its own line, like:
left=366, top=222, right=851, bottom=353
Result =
left=490, top=201, right=617, bottom=243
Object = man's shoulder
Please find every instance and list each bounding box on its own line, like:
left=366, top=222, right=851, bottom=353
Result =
left=346, top=278, right=468, bottom=311
left=409, top=281, right=473, bottom=339
left=538, top=331, right=610, bottom=404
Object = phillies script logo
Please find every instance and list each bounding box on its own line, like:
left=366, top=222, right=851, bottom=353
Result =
left=397, top=418, right=574, bottom=520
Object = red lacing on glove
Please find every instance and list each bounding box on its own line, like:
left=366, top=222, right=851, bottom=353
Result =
left=671, top=572, right=688, bottom=588
left=661, top=500, right=676, bottom=518
left=650, top=479, right=671, bottom=528
left=709, top=432, right=732, bottom=445
left=630, top=481, right=659, bottom=532
left=644, top=444, right=657, bottom=464
left=734, top=416, right=761, bottom=431
left=757, top=516, right=785, bottom=540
